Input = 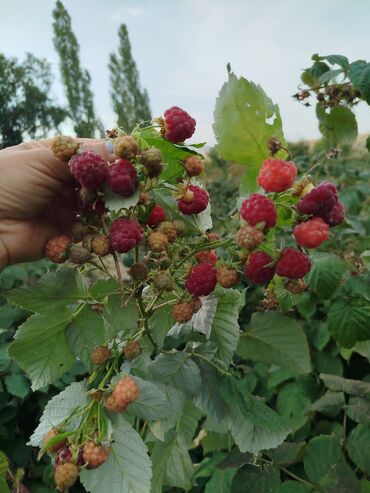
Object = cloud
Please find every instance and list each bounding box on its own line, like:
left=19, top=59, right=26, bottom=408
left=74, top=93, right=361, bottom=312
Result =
left=110, top=7, right=144, bottom=24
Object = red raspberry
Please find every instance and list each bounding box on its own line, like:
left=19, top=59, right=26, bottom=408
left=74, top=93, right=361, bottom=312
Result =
left=148, top=232, right=168, bottom=252
left=54, top=463, right=79, bottom=491
left=109, top=219, right=143, bottom=253
left=257, top=159, right=297, bottom=192
left=183, top=156, right=204, bottom=176
left=216, top=265, right=240, bottom=288
left=83, top=441, right=111, bottom=469
left=297, top=181, right=338, bottom=218
left=162, top=106, right=196, bottom=143
left=123, top=341, right=141, bottom=361
left=323, top=201, right=345, bottom=226
left=91, top=346, right=111, bottom=365
left=70, top=151, right=108, bottom=190
left=172, top=303, right=194, bottom=323
left=195, top=250, right=218, bottom=265
left=112, top=376, right=139, bottom=407
left=293, top=218, right=329, bottom=248
left=178, top=185, right=209, bottom=215
left=107, top=159, right=137, bottom=196
left=245, top=252, right=276, bottom=284
left=240, top=194, right=277, bottom=229
left=114, top=135, right=138, bottom=160
left=235, top=224, right=265, bottom=250
left=185, top=264, right=217, bottom=296
left=45, top=236, right=70, bottom=263
left=147, top=205, right=166, bottom=227
left=91, top=235, right=111, bottom=257
left=276, top=248, right=311, bottom=279
left=44, top=428, right=67, bottom=453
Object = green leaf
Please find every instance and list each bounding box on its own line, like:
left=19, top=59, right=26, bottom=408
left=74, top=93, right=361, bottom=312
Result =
left=321, top=106, right=358, bottom=145
left=194, top=359, right=229, bottom=422
left=347, top=423, right=370, bottom=474
left=237, top=312, right=311, bottom=374
left=191, top=293, right=218, bottom=338
left=349, top=60, right=370, bottom=104
left=202, top=431, right=233, bottom=454
left=231, top=464, right=280, bottom=493
left=213, top=71, right=285, bottom=192
left=177, top=401, right=202, bottom=445
left=320, top=54, right=349, bottom=68
left=5, top=268, right=88, bottom=312
left=0, top=450, right=9, bottom=477
left=150, top=299, right=176, bottom=346
left=205, top=468, right=236, bottom=493
left=318, top=68, right=344, bottom=84
left=165, top=436, right=194, bottom=490
left=307, top=252, right=348, bottom=299
left=328, top=298, right=370, bottom=347
left=8, top=310, right=75, bottom=390
left=361, top=480, right=370, bottom=493
left=346, top=396, right=370, bottom=423
left=0, top=477, right=10, bottom=493
left=267, top=442, right=306, bottom=466
left=103, top=185, right=140, bottom=213
left=103, top=294, right=139, bottom=339
left=309, top=391, right=345, bottom=418
left=277, top=383, right=311, bottom=431
left=80, top=416, right=152, bottom=493
left=278, top=482, right=312, bottom=493
left=320, top=373, right=370, bottom=396
left=126, top=377, right=174, bottom=422
left=4, top=372, right=30, bottom=399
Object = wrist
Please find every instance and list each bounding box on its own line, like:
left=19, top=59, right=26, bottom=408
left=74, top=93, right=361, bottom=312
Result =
left=0, top=237, right=9, bottom=272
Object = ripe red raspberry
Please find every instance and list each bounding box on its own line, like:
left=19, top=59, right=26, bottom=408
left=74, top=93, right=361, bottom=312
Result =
left=158, top=221, right=177, bottom=242
left=195, top=250, right=218, bottom=265
left=148, top=232, right=168, bottom=252
left=293, top=218, right=329, bottom=248
left=276, top=248, right=311, bottom=279
left=140, top=148, right=163, bottom=177
left=91, top=346, right=111, bottom=365
left=69, top=245, right=91, bottom=265
left=162, top=106, right=196, bottom=143
left=217, top=265, right=240, bottom=288
left=235, top=224, right=265, bottom=250
left=189, top=296, right=202, bottom=313
left=147, top=205, right=166, bottom=227
left=44, top=428, right=67, bottom=453
left=240, top=194, right=277, bottom=229
left=112, top=376, right=139, bottom=407
left=183, top=155, right=204, bottom=176
left=70, top=151, right=108, bottom=190
left=51, top=135, right=80, bottom=161
left=129, top=262, right=149, bottom=281
left=83, top=441, right=111, bottom=469
left=45, top=236, right=70, bottom=263
left=257, top=158, right=297, bottom=192
left=109, top=219, right=143, bottom=253
left=114, top=135, right=138, bottom=160
left=245, top=252, right=276, bottom=284
left=91, top=235, right=111, bottom=256
left=185, top=264, right=217, bottom=296
left=323, top=201, right=345, bottom=226
left=123, top=341, right=141, bottom=361
left=178, top=185, right=209, bottom=215
left=172, top=303, right=194, bottom=323
left=107, top=159, right=137, bottom=196
left=54, top=462, right=79, bottom=491
left=297, top=181, right=338, bottom=218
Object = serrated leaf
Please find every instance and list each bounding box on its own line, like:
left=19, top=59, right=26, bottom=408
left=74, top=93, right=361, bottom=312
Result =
left=103, top=186, right=140, bottom=213
left=320, top=373, right=370, bottom=396
left=150, top=300, right=176, bottom=345
left=328, top=298, right=370, bottom=347
left=309, top=391, right=345, bottom=418
left=126, top=377, right=174, bottom=422
left=277, top=383, right=311, bottom=431
left=103, top=295, right=139, bottom=339
left=194, top=359, right=228, bottom=422
left=177, top=401, right=202, bottom=445
left=4, top=372, right=30, bottom=399
left=318, top=68, right=344, bottom=84
left=349, top=60, right=370, bottom=104
left=278, top=481, right=312, bottom=493
left=202, top=431, right=233, bottom=454
left=205, top=468, right=236, bottom=493
left=192, top=294, right=218, bottom=338
left=80, top=416, right=152, bottom=493
left=89, top=278, right=120, bottom=298
left=0, top=450, right=9, bottom=477
left=307, top=252, right=348, bottom=299
left=237, top=312, right=311, bottom=374
left=347, top=423, right=370, bottom=474
left=231, top=464, right=280, bottom=493
left=0, top=477, right=10, bottom=493
left=8, top=310, right=75, bottom=390
left=320, top=54, right=349, bottom=68
left=165, top=436, right=194, bottom=490
left=266, top=442, right=306, bottom=466
left=319, top=106, right=358, bottom=145
left=346, top=396, right=370, bottom=423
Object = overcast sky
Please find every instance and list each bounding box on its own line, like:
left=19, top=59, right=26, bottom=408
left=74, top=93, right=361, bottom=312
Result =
left=1, top=0, right=369, bottom=144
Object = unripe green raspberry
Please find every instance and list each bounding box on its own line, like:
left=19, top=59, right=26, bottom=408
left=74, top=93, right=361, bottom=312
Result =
left=69, top=245, right=92, bottom=265
left=140, top=148, right=163, bottom=177
left=153, top=272, right=173, bottom=290
left=114, top=135, right=138, bottom=160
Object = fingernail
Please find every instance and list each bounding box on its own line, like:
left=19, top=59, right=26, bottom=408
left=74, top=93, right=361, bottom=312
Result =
left=105, top=141, right=114, bottom=154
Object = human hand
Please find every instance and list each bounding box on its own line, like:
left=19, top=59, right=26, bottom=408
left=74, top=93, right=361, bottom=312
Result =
left=0, top=138, right=115, bottom=270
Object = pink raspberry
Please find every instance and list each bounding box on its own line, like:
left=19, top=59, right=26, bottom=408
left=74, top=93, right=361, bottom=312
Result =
left=185, top=264, right=217, bottom=296
left=297, top=181, right=338, bottom=218
left=70, top=151, right=108, bottom=190
left=276, top=248, right=311, bottom=279
left=240, top=194, right=277, bottom=229
left=147, top=205, right=166, bottom=227
left=195, top=249, right=218, bottom=265
left=162, top=106, right=196, bottom=143
left=107, top=159, right=137, bottom=196
left=109, top=219, right=143, bottom=253
left=323, top=201, right=345, bottom=227
left=245, top=252, right=275, bottom=284
left=257, top=158, right=297, bottom=192
left=178, top=185, right=209, bottom=215
left=293, top=218, right=329, bottom=248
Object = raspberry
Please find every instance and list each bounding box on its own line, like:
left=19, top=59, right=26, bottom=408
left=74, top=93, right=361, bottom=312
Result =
left=90, top=390, right=104, bottom=402
left=297, top=181, right=338, bottom=218
left=323, top=201, right=345, bottom=226
left=107, top=159, right=137, bottom=196
left=105, top=394, right=127, bottom=413
left=140, top=148, right=163, bottom=177
left=189, top=296, right=202, bottom=313
left=114, top=135, right=138, bottom=160
left=267, top=137, right=282, bottom=155
left=44, top=428, right=66, bottom=453
left=70, top=151, right=108, bottom=190
left=112, top=376, right=139, bottom=407
left=195, top=250, right=218, bottom=265
left=207, top=232, right=220, bottom=242
left=45, top=236, right=70, bottom=263
left=158, top=221, right=177, bottom=242
left=172, top=303, right=193, bottom=323
left=257, top=159, right=297, bottom=192
left=245, top=252, right=276, bottom=284
left=91, top=235, right=111, bottom=256
left=91, top=346, right=111, bottom=365
left=183, top=155, right=204, bottom=176
left=71, top=222, right=90, bottom=243
left=216, top=265, right=240, bottom=288
left=148, top=232, right=168, bottom=252
left=109, top=219, right=143, bottom=253
left=147, top=205, right=166, bottom=227
left=285, top=279, right=308, bottom=294
left=51, top=135, right=80, bottom=161
left=153, top=272, right=173, bottom=290
left=235, top=224, right=265, bottom=251
left=82, top=234, right=96, bottom=251
left=276, top=248, right=311, bottom=279
left=83, top=441, right=111, bottom=469
left=185, top=264, right=217, bottom=296
left=178, top=185, right=209, bottom=215
left=69, top=245, right=91, bottom=265
left=54, top=463, right=79, bottom=491
left=162, top=106, right=196, bottom=143
left=293, top=218, right=329, bottom=248
left=124, top=341, right=141, bottom=361
left=240, top=194, right=277, bottom=229
left=130, top=262, right=149, bottom=281
left=173, top=220, right=186, bottom=236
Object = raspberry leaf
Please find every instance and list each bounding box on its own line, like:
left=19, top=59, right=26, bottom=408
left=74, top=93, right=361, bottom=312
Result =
left=231, top=463, right=280, bottom=493
left=347, top=423, right=370, bottom=475
left=103, top=185, right=140, bottom=213
left=307, top=252, right=349, bottom=300
left=277, top=481, right=312, bottom=492
left=316, top=104, right=358, bottom=145
left=328, top=298, right=370, bottom=347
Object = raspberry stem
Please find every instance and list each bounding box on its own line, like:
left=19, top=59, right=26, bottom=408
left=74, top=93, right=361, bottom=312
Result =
left=136, top=292, right=158, bottom=350
left=191, top=352, right=231, bottom=376
left=174, top=238, right=234, bottom=270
